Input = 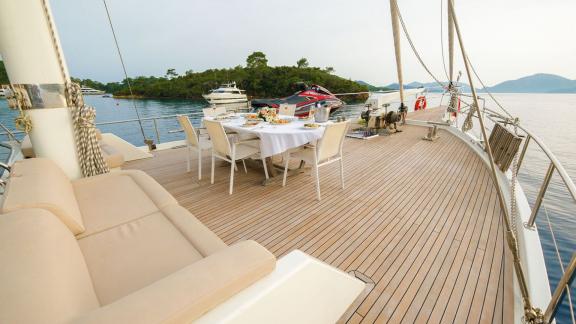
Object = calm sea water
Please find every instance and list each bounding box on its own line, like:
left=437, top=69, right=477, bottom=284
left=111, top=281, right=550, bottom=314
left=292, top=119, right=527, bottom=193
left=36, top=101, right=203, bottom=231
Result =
left=0, top=93, right=574, bottom=322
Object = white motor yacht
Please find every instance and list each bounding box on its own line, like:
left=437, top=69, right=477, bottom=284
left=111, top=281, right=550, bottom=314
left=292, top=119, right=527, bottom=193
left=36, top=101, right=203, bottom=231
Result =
left=202, top=82, right=248, bottom=105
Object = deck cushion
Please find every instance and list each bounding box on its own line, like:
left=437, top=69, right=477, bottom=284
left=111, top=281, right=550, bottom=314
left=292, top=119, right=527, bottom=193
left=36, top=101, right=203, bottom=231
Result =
left=162, top=204, right=228, bottom=256
left=78, top=212, right=204, bottom=305
left=71, top=240, right=276, bottom=324
left=1, top=158, right=85, bottom=235
left=73, top=170, right=177, bottom=237
left=0, top=209, right=99, bottom=324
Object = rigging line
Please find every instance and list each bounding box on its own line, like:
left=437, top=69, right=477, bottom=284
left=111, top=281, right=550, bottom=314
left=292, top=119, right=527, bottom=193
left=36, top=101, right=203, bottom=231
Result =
left=439, top=0, right=450, bottom=82
left=392, top=0, right=445, bottom=87
left=461, top=53, right=513, bottom=118
left=101, top=0, right=147, bottom=142
left=543, top=205, right=576, bottom=323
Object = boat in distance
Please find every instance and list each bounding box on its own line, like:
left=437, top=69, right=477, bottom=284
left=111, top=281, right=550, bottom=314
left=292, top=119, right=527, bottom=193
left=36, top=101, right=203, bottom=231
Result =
left=202, top=81, right=248, bottom=105
left=251, top=84, right=344, bottom=117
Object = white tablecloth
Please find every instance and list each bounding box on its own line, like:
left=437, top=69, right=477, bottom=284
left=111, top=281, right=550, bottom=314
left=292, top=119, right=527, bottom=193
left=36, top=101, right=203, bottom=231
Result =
left=205, top=116, right=326, bottom=158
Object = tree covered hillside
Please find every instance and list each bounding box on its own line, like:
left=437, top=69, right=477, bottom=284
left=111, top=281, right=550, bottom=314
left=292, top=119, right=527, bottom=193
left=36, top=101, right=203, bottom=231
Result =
left=75, top=52, right=368, bottom=102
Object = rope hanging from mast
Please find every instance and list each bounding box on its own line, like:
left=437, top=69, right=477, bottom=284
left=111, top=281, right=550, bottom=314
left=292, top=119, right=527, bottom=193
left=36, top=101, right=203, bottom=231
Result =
left=446, top=1, right=544, bottom=322
left=40, top=0, right=109, bottom=177
left=101, top=0, right=148, bottom=144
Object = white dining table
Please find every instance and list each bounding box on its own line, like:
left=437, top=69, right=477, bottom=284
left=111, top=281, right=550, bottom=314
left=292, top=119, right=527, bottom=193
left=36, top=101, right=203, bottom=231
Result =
left=205, top=115, right=328, bottom=158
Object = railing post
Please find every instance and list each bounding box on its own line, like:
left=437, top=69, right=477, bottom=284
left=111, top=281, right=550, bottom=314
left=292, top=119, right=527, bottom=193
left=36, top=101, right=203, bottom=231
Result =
left=153, top=119, right=161, bottom=144
left=544, top=252, right=576, bottom=323
left=517, top=134, right=531, bottom=171
left=528, top=162, right=555, bottom=227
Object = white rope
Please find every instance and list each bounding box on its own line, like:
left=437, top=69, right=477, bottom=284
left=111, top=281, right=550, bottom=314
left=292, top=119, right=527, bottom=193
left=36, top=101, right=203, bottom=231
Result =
left=392, top=1, right=445, bottom=88
left=67, top=83, right=110, bottom=177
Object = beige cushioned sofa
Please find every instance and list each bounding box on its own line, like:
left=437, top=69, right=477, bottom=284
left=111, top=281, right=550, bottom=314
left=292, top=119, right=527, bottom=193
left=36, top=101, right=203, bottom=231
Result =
left=0, top=158, right=275, bottom=323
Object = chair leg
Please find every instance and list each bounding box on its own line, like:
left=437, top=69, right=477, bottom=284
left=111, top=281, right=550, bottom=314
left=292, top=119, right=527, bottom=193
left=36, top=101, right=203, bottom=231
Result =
left=314, top=163, right=321, bottom=201
left=262, top=158, right=269, bottom=180
left=234, top=161, right=238, bottom=172
left=282, top=156, right=290, bottom=187
left=242, top=159, right=247, bottom=174
left=186, top=145, right=191, bottom=172
left=198, top=149, right=202, bottom=180
left=211, top=154, right=215, bottom=184
left=340, top=158, right=344, bottom=189
left=229, top=159, right=235, bottom=195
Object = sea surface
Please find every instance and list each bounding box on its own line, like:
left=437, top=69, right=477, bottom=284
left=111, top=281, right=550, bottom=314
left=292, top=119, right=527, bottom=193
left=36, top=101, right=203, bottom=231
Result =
left=0, top=93, right=574, bottom=322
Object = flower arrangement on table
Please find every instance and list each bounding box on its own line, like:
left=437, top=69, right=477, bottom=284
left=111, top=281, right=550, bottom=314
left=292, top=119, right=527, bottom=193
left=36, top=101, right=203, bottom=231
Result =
left=257, top=107, right=278, bottom=122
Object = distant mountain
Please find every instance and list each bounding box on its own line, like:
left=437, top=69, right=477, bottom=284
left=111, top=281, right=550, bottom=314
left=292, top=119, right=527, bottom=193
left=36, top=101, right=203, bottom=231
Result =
left=485, top=73, right=576, bottom=93
left=355, top=80, right=391, bottom=91
left=381, top=73, right=576, bottom=93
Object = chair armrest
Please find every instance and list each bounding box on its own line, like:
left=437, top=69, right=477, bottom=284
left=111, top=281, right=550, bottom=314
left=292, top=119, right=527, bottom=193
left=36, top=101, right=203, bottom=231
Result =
left=72, top=241, right=276, bottom=324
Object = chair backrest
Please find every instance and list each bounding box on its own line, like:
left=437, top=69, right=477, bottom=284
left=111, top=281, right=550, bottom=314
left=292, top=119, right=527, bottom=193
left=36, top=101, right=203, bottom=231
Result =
left=317, top=121, right=349, bottom=162
left=203, top=119, right=231, bottom=157
left=278, top=104, right=296, bottom=117
left=202, top=106, right=227, bottom=117
left=177, top=115, right=199, bottom=147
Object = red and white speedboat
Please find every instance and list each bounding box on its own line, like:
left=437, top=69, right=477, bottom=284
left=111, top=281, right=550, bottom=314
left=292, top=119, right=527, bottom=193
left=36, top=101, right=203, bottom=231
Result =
left=251, top=84, right=344, bottom=118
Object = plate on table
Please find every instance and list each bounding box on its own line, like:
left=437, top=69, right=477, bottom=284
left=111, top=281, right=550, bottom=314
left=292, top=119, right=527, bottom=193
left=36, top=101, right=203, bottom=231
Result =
left=242, top=120, right=261, bottom=127
left=302, top=123, right=321, bottom=129
left=270, top=119, right=291, bottom=125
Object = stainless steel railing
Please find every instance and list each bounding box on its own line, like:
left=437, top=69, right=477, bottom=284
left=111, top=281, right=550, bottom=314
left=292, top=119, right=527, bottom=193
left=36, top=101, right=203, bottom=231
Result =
left=461, top=104, right=576, bottom=323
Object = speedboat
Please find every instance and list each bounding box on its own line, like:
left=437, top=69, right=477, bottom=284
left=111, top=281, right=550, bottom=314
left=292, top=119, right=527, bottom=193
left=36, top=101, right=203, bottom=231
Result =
left=202, top=81, right=248, bottom=105
left=251, top=84, right=344, bottom=117
left=80, top=86, right=105, bottom=95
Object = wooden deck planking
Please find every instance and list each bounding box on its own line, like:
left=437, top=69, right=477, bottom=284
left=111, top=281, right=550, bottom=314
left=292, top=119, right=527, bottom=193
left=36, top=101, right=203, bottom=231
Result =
left=125, top=118, right=514, bottom=323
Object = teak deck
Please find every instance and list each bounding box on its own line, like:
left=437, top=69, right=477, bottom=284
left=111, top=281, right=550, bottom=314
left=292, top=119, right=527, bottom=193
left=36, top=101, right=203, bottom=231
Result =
left=125, top=109, right=514, bottom=323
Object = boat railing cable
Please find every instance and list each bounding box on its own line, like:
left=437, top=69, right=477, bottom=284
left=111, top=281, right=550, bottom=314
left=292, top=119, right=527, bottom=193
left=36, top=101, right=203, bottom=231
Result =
left=101, top=0, right=148, bottom=144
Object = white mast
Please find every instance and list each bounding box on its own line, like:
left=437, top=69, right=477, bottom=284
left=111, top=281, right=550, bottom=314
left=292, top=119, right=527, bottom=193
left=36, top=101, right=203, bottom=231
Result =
left=0, top=0, right=81, bottom=178
left=447, top=0, right=455, bottom=83
left=389, top=0, right=405, bottom=107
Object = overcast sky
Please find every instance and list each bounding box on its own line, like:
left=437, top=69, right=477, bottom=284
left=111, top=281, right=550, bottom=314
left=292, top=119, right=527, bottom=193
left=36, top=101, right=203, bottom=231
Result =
left=49, top=0, right=576, bottom=86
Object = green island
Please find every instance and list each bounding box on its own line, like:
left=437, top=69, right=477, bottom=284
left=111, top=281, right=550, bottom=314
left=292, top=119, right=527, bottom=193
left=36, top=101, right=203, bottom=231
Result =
left=72, top=52, right=371, bottom=102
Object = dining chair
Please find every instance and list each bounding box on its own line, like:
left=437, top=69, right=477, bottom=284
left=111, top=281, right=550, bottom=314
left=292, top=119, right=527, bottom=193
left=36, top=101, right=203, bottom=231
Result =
left=202, top=106, right=227, bottom=117
left=177, top=115, right=211, bottom=180
left=282, top=121, right=349, bottom=201
left=278, top=104, right=296, bottom=117
left=204, top=119, right=269, bottom=195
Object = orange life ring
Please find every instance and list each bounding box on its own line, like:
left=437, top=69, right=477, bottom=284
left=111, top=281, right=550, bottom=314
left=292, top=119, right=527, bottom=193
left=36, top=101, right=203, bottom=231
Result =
left=414, top=96, right=427, bottom=111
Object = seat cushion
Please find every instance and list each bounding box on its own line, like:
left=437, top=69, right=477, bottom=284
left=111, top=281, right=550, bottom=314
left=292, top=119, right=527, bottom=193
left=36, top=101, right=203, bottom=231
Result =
left=100, top=142, right=125, bottom=169
left=0, top=209, right=99, bottom=324
left=73, top=170, right=178, bottom=237
left=71, top=241, right=276, bottom=324
left=162, top=204, right=227, bottom=256
left=78, top=212, right=204, bottom=305
left=1, top=158, right=85, bottom=235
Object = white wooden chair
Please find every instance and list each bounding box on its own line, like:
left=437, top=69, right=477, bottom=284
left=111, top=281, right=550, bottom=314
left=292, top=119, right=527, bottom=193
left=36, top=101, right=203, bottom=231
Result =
left=282, top=121, right=349, bottom=201
left=202, top=106, right=227, bottom=117
left=204, top=119, right=269, bottom=195
left=177, top=115, right=211, bottom=180
left=278, top=104, right=296, bottom=117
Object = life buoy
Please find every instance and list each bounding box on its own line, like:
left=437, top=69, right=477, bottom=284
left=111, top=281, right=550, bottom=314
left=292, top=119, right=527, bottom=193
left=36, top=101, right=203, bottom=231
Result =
left=414, top=96, right=427, bottom=111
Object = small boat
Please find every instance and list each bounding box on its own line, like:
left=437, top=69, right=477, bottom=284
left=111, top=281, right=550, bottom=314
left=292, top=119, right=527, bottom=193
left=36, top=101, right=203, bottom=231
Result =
left=251, top=84, right=344, bottom=117
left=80, top=86, right=105, bottom=95
left=0, top=88, right=5, bottom=98
left=202, top=81, right=248, bottom=105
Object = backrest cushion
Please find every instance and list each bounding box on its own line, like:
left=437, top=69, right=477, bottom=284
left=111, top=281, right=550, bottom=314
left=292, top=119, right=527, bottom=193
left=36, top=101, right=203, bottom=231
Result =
left=0, top=209, right=100, bottom=323
left=1, top=158, right=86, bottom=235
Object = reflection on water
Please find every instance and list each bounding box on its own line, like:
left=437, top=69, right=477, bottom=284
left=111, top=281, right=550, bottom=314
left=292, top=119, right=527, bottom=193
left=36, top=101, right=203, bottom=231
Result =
left=0, top=93, right=575, bottom=322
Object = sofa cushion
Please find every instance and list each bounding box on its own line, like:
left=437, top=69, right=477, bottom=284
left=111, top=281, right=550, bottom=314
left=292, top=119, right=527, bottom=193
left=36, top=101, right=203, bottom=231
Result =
left=73, top=170, right=177, bottom=237
left=71, top=241, right=276, bottom=324
left=162, top=204, right=227, bottom=256
left=0, top=209, right=99, bottom=324
left=100, top=141, right=125, bottom=169
left=78, top=212, right=204, bottom=305
left=1, top=158, right=85, bottom=235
